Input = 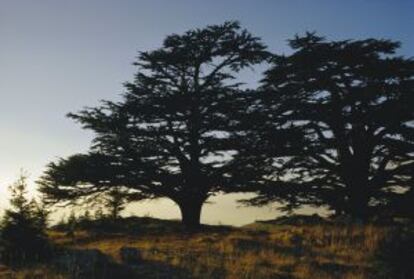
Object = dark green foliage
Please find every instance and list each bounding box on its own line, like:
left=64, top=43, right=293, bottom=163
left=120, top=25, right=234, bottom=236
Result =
left=79, top=210, right=92, bottom=223
left=0, top=174, right=51, bottom=266
left=246, top=33, right=414, bottom=220
left=38, top=21, right=269, bottom=228
left=36, top=23, right=413, bottom=225
left=94, top=208, right=105, bottom=221
left=65, top=211, right=78, bottom=238
left=105, top=188, right=126, bottom=221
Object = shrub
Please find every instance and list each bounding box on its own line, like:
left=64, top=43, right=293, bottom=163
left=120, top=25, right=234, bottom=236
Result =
left=0, top=174, right=51, bottom=266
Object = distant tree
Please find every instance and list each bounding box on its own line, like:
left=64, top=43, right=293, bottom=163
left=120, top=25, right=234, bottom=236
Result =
left=0, top=173, right=50, bottom=265
left=38, top=21, right=269, bottom=228
left=248, top=33, right=414, bottom=220
left=30, top=198, right=50, bottom=229
left=80, top=210, right=92, bottom=223
left=67, top=211, right=77, bottom=225
left=94, top=208, right=105, bottom=221
left=56, top=214, right=67, bottom=229
left=105, top=187, right=126, bottom=221
left=65, top=211, right=77, bottom=238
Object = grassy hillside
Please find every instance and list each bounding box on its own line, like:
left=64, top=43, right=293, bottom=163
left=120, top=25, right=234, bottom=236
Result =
left=1, top=216, right=412, bottom=279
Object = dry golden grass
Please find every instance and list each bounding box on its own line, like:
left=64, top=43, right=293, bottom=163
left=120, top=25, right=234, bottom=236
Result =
left=4, top=219, right=401, bottom=279
left=46, top=222, right=390, bottom=278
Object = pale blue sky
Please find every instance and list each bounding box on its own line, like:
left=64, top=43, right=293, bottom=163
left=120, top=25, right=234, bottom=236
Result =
left=0, top=0, right=413, bottom=225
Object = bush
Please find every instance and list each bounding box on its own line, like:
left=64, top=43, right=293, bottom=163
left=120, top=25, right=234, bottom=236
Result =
left=0, top=174, right=51, bottom=266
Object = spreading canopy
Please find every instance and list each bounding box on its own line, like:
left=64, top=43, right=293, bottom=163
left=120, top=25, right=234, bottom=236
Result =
left=38, top=21, right=270, bottom=227
left=247, top=33, right=414, bottom=219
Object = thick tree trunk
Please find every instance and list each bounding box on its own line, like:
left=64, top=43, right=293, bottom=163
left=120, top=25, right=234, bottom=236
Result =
left=177, top=199, right=204, bottom=229
left=343, top=164, right=371, bottom=221
left=347, top=188, right=370, bottom=221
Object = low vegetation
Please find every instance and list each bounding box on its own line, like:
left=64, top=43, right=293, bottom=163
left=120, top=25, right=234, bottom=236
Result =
left=1, top=215, right=412, bottom=279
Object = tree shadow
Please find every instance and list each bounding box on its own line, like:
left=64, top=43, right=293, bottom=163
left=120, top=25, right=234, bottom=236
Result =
left=311, top=261, right=362, bottom=277
left=52, top=247, right=192, bottom=279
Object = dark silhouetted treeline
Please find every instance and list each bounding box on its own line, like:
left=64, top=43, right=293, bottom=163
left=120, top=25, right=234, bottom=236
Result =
left=35, top=21, right=413, bottom=228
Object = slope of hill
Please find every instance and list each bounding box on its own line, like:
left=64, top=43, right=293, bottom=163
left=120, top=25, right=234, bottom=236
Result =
left=1, top=216, right=412, bottom=279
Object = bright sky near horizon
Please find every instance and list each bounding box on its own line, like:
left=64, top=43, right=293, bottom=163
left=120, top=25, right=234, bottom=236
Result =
left=0, top=0, right=413, bottom=226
